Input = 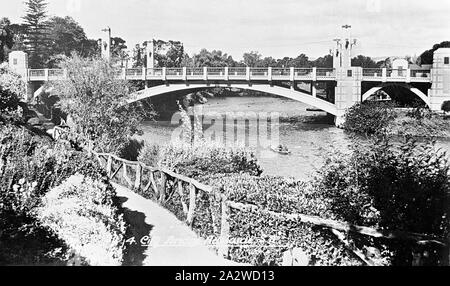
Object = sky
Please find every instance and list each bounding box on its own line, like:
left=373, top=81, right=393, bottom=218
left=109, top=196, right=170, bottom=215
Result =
left=2, top=0, right=450, bottom=60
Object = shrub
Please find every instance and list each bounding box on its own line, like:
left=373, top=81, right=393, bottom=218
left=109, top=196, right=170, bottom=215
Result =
left=442, top=101, right=450, bottom=113
left=343, top=101, right=397, bottom=135
left=0, top=85, right=20, bottom=114
left=0, top=122, right=123, bottom=265
left=138, top=140, right=263, bottom=179
left=0, top=64, right=24, bottom=116
left=406, top=106, right=433, bottom=120
left=0, top=63, right=25, bottom=99
left=52, top=54, right=155, bottom=154
left=37, top=174, right=127, bottom=266
left=119, top=138, right=144, bottom=161
left=195, top=174, right=363, bottom=266
left=0, top=124, right=110, bottom=220
left=311, top=136, right=450, bottom=265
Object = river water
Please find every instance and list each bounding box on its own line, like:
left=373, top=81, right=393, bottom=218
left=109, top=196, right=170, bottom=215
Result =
left=137, top=96, right=450, bottom=181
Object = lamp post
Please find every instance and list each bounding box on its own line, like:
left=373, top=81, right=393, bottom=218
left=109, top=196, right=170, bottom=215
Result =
left=145, top=39, right=154, bottom=68
left=101, top=27, right=111, bottom=61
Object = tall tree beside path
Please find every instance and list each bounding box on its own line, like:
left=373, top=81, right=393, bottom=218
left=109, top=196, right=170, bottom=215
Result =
left=22, top=0, right=50, bottom=68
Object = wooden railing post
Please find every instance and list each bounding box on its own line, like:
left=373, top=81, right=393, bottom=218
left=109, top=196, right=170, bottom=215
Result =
left=134, top=164, right=142, bottom=190
left=218, top=195, right=230, bottom=258
left=177, top=180, right=189, bottom=215
left=158, top=172, right=167, bottom=204
left=106, top=155, right=112, bottom=178
left=186, top=183, right=197, bottom=227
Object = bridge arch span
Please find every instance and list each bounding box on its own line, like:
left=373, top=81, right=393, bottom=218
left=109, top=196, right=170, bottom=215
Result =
left=128, top=83, right=338, bottom=116
left=362, top=83, right=430, bottom=108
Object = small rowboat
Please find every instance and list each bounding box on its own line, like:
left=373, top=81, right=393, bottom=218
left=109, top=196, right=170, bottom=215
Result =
left=270, top=145, right=291, bottom=155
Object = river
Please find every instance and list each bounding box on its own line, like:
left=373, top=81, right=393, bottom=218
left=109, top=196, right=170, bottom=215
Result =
left=137, top=96, right=450, bottom=181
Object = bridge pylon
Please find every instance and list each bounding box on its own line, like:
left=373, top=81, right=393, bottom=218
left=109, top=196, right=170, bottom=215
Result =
left=332, top=25, right=361, bottom=126
left=429, top=48, right=450, bottom=111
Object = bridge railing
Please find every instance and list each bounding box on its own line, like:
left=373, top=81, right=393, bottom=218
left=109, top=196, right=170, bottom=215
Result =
left=28, top=69, right=46, bottom=80
left=316, top=68, right=335, bottom=78
left=228, top=67, right=247, bottom=78
left=48, top=69, right=64, bottom=80
left=207, top=67, right=226, bottom=80
left=362, top=68, right=383, bottom=78
left=387, top=68, right=408, bottom=80
left=25, top=67, right=432, bottom=83
left=294, top=68, right=313, bottom=78
left=271, top=68, right=291, bottom=80
left=125, top=68, right=143, bottom=80
left=250, top=68, right=268, bottom=79
left=147, top=68, right=163, bottom=78
left=186, top=68, right=204, bottom=79
left=410, top=69, right=431, bottom=79
left=166, top=68, right=183, bottom=79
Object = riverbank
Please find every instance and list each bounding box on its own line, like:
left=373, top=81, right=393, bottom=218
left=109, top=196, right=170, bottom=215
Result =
left=389, top=110, right=450, bottom=138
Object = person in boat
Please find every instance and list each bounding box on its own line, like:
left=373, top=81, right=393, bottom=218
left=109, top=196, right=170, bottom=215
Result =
left=276, top=144, right=289, bottom=152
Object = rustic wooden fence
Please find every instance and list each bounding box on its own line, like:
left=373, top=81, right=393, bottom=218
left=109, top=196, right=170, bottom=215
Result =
left=52, top=126, right=448, bottom=266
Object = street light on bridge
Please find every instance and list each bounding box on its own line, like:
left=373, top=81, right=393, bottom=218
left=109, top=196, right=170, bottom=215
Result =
left=101, top=26, right=111, bottom=61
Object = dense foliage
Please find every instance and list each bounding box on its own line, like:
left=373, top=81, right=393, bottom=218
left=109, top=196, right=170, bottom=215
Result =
left=343, top=101, right=397, bottom=135
left=311, top=136, right=450, bottom=265
left=53, top=55, right=154, bottom=154
left=0, top=122, right=127, bottom=265
left=138, top=140, right=262, bottom=179
left=418, top=41, right=450, bottom=65
left=37, top=174, right=127, bottom=266
left=442, top=101, right=450, bottom=113
left=0, top=18, right=14, bottom=62
left=0, top=63, right=25, bottom=113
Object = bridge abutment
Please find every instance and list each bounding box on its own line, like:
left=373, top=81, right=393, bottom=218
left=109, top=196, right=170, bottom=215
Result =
left=428, top=48, right=450, bottom=111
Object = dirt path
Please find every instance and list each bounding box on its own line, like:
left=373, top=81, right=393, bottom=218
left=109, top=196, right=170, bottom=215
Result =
left=113, top=183, right=240, bottom=266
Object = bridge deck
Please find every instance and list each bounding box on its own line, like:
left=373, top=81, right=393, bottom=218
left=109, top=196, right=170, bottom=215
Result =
left=26, top=67, right=431, bottom=83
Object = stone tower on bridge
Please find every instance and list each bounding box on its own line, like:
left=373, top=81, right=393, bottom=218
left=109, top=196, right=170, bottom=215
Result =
left=332, top=26, right=361, bottom=126
left=429, top=48, right=450, bottom=111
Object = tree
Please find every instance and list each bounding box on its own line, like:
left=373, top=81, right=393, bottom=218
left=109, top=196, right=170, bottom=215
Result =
left=193, top=49, right=236, bottom=67
left=418, top=41, right=450, bottom=65
left=79, top=38, right=100, bottom=59
left=242, top=51, right=262, bottom=67
left=0, top=18, right=14, bottom=63
left=442, top=101, right=450, bottom=113
left=111, top=37, right=127, bottom=58
left=154, top=40, right=185, bottom=67
left=22, top=0, right=50, bottom=67
left=312, top=54, right=333, bottom=68
left=351, top=55, right=378, bottom=68
left=290, top=53, right=311, bottom=67
left=45, top=16, right=88, bottom=67
left=52, top=55, right=153, bottom=153
left=276, top=56, right=293, bottom=68
left=132, top=43, right=145, bottom=67
left=8, top=23, right=27, bottom=52
left=259, top=56, right=277, bottom=67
